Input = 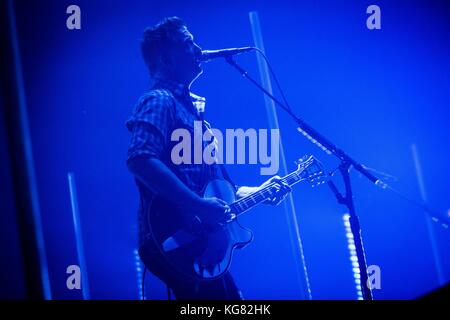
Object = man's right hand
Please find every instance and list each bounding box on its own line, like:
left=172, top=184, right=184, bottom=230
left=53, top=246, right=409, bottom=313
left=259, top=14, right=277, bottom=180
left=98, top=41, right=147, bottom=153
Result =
left=128, top=157, right=230, bottom=227
left=191, top=197, right=230, bottom=226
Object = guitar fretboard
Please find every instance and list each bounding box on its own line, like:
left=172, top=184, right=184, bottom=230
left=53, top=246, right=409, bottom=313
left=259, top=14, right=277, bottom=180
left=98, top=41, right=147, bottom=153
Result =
left=230, top=168, right=305, bottom=216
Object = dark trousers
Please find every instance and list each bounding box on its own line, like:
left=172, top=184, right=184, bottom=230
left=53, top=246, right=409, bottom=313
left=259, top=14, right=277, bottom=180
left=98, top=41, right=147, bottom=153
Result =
left=139, top=239, right=243, bottom=300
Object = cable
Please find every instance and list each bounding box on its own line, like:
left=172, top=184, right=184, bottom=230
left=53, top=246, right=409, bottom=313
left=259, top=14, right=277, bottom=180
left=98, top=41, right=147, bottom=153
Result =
left=253, top=47, right=294, bottom=113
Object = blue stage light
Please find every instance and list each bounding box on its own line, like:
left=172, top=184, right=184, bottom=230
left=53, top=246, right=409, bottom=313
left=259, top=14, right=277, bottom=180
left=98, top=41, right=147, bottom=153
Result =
left=343, top=214, right=364, bottom=300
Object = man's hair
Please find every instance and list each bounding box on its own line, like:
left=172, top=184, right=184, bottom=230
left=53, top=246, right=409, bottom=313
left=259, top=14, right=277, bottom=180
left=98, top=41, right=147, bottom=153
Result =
left=141, top=16, right=186, bottom=75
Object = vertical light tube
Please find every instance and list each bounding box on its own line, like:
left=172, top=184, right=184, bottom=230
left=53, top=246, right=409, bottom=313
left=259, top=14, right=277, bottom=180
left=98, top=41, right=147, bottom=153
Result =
left=248, top=11, right=312, bottom=300
left=411, top=144, right=445, bottom=285
left=1, top=0, right=52, bottom=300
left=343, top=214, right=364, bottom=300
left=134, top=248, right=145, bottom=300
left=68, top=172, right=90, bottom=300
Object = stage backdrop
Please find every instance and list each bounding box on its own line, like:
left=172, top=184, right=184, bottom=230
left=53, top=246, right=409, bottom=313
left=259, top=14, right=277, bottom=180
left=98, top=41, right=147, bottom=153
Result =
left=8, top=0, right=450, bottom=299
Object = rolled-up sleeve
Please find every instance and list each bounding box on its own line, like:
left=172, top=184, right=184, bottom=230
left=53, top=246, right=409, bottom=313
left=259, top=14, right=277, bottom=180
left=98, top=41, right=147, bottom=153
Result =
left=126, top=90, right=175, bottom=163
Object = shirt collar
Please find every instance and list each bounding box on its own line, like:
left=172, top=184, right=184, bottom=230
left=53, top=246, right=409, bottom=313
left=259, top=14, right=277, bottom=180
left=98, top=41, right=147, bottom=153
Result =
left=153, top=76, right=206, bottom=115
left=153, top=76, right=189, bottom=99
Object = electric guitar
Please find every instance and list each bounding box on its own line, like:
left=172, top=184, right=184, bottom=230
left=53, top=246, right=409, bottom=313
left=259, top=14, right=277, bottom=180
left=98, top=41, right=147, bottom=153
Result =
left=147, top=155, right=325, bottom=280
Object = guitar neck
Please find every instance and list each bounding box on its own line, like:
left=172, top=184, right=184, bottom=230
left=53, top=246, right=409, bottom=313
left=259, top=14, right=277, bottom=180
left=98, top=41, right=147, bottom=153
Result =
left=230, top=169, right=304, bottom=216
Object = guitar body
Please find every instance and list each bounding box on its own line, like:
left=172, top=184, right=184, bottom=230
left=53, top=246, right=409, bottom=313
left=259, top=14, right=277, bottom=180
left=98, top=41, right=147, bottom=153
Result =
left=146, top=155, right=324, bottom=281
left=148, top=179, right=254, bottom=280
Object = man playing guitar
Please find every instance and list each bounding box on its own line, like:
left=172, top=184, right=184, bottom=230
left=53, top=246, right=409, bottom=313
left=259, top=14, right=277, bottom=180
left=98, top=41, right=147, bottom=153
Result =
left=126, top=17, right=291, bottom=300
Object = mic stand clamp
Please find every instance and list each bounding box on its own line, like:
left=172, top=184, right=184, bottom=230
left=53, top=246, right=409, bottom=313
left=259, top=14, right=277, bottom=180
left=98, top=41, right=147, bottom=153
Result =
left=327, top=163, right=373, bottom=300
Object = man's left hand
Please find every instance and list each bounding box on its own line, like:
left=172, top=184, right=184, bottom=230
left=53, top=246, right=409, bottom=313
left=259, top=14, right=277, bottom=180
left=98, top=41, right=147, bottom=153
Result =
left=259, top=176, right=292, bottom=206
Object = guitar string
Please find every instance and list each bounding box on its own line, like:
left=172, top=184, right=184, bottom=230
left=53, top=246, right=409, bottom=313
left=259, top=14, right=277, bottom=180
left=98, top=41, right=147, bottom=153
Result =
left=230, top=161, right=323, bottom=214
left=231, top=170, right=306, bottom=214
left=235, top=171, right=301, bottom=208
left=234, top=176, right=297, bottom=210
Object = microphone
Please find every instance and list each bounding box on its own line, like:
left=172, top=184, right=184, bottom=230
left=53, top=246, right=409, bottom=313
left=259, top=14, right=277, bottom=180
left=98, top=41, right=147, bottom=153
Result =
left=200, top=47, right=256, bottom=61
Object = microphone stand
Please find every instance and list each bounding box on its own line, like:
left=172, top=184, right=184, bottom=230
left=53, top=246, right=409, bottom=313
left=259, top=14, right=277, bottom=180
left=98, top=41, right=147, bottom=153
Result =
left=225, top=56, right=377, bottom=300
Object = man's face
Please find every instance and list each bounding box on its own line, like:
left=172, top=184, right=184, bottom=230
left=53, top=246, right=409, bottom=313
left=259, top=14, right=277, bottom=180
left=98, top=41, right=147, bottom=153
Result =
left=166, top=27, right=203, bottom=85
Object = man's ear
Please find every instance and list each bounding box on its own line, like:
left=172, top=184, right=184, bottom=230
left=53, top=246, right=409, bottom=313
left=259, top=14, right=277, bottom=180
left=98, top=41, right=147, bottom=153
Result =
left=157, top=54, right=168, bottom=69
left=159, top=51, right=174, bottom=73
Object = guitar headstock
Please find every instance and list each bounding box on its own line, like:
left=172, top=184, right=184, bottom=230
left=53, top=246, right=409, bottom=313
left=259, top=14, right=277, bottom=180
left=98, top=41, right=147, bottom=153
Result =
left=295, top=155, right=327, bottom=187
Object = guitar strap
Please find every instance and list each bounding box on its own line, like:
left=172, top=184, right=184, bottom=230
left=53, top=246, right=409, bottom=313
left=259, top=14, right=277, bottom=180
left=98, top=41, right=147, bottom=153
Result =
left=196, top=101, right=239, bottom=193
left=200, top=116, right=238, bottom=193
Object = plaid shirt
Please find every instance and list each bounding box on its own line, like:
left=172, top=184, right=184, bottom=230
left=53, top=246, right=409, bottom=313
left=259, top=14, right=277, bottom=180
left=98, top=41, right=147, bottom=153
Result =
left=126, top=77, right=224, bottom=245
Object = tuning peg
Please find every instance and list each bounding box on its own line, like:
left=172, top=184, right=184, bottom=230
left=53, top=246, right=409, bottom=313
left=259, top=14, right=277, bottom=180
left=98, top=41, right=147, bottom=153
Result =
left=295, top=155, right=310, bottom=164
